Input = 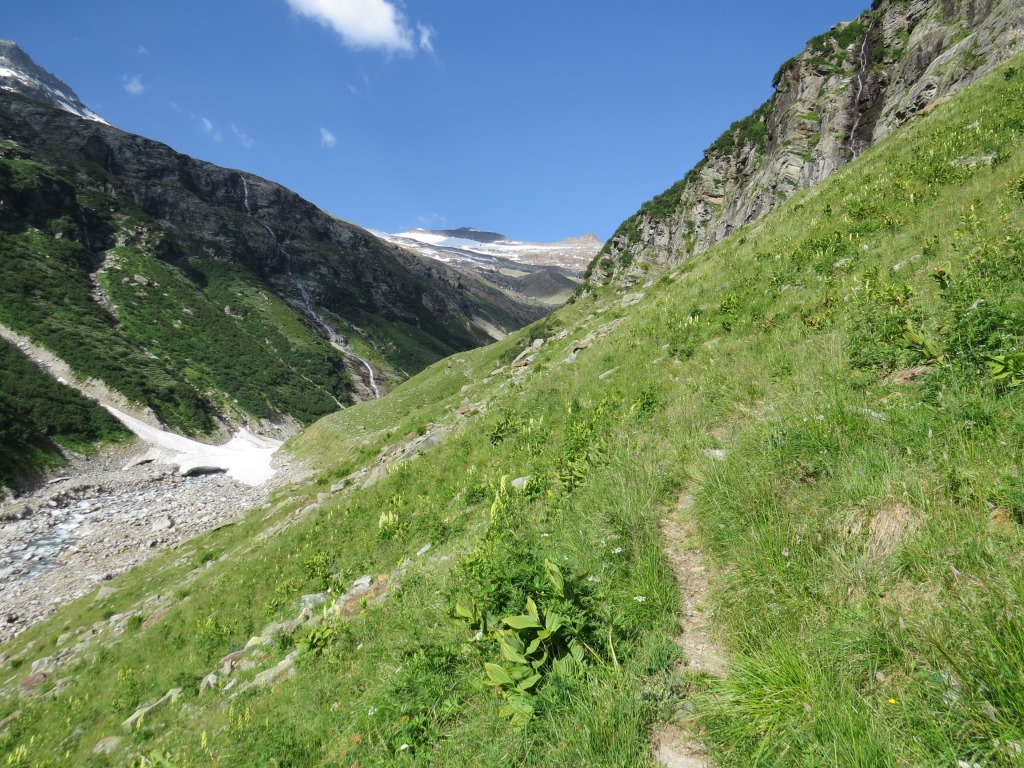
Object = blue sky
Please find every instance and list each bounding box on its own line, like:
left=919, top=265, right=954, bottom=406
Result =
left=6, top=1, right=869, bottom=241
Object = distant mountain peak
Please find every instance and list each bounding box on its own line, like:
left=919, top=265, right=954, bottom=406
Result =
left=0, top=40, right=108, bottom=124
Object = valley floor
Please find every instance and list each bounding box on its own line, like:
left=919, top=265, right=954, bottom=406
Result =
left=0, top=441, right=275, bottom=644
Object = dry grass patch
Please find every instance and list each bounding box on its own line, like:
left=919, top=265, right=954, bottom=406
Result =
left=865, top=502, right=922, bottom=562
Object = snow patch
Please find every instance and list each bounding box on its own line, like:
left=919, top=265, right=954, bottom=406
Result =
left=103, top=406, right=281, bottom=486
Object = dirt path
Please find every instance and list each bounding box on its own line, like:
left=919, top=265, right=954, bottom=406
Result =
left=651, top=491, right=728, bottom=768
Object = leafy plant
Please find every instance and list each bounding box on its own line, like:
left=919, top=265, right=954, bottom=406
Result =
left=377, top=510, right=401, bottom=540
left=481, top=561, right=587, bottom=729
left=452, top=597, right=493, bottom=636
left=903, top=320, right=946, bottom=364
left=489, top=410, right=525, bottom=445
left=297, top=617, right=341, bottom=657
left=984, top=352, right=1024, bottom=389
left=554, top=400, right=609, bottom=493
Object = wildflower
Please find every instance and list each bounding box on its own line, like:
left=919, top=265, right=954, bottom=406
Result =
left=474, top=630, right=484, bottom=641
left=368, top=706, right=376, bottom=716
left=400, top=743, right=409, bottom=751
left=887, top=698, right=897, bottom=705
left=612, top=546, right=624, bottom=554
left=633, top=596, right=646, bottom=602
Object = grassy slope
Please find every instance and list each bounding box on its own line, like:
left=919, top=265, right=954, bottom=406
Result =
left=2, top=56, right=1024, bottom=767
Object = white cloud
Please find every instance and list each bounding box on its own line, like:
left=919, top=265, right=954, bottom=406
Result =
left=201, top=117, right=223, bottom=142
left=320, top=127, right=337, bottom=148
left=283, top=0, right=433, bottom=54
left=137, top=46, right=149, bottom=55
left=231, top=123, right=256, bottom=149
left=122, top=74, right=146, bottom=96
left=417, top=24, right=434, bottom=54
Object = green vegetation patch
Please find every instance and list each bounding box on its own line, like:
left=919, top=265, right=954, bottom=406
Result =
left=0, top=339, right=130, bottom=484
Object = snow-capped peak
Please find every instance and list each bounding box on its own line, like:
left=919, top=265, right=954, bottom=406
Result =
left=0, top=40, right=108, bottom=125
left=380, top=226, right=601, bottom=273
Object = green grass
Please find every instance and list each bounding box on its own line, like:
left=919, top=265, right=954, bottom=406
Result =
left=1, top=46, right=1024, bottom=768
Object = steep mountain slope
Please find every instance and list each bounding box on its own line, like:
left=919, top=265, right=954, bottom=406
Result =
left=0, top=83, right=546, bottom=480
left=0, top=40, right=107, bottom=124
left=587, top=0, right=1024, bottom=287
left=1, top=42, right=1022, bottom=768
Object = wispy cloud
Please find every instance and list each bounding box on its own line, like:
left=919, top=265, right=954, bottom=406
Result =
left=122, top=74, right=146, bottom=96
left=201, top=117, right=223, bottom=142
left=347, top=69, right=373, bottom=98
left=417, top=213, right=447, bottom=227
left=231, top=123, right=255, bottom=149
left=283, top=0, right=434, bottom=54
left=137, top=46, right=149, bottom=55
left=320, top=127, right=337, bottom=148
left=417, top=24, right=435, bottom=55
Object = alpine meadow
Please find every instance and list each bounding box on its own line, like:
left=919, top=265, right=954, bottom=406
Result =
left=2, top=1, right=1024, bottom=766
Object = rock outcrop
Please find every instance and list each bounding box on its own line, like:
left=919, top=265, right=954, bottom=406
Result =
left=588, top=0, right=1024, bottom=287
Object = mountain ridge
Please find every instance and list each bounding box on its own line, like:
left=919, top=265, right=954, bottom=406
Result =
left=0, top=40, right=107, bottom=125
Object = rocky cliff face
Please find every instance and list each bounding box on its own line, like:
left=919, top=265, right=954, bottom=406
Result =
left=588, top=0, right=1024, bottom=287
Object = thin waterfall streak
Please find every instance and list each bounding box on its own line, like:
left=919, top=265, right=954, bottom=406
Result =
left=848, top=30, right=871, bottom=158
left=77, top=207, right=92, bottom=252
left=241, top=176, right=251, bottom=215
left=258, top=218, right=381, bottom=399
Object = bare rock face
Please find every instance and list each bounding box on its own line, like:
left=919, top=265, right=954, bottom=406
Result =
left=589, top=0, right=1024, bottom=288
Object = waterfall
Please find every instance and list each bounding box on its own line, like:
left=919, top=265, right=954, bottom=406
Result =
left=848, top=27, right=872, bottom=159
left=77, top=206, right=92, bottom=252
left=349, top=352, right=381, bottom=399
left=240, top=176, right=251, bottom=214
left=258, top=222, right=381, bottom=399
